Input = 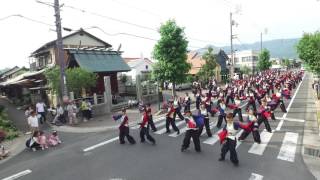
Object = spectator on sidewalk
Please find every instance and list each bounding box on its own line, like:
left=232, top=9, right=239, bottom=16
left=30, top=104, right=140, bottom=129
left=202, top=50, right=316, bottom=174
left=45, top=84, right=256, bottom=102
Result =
left=67, top=101, right=77, bottom=126
left=80, top=99, right=92, bottom=122
left=39, top=131, right=48, bottom=150
left=36, top=100, right=47, bottom=124
left=0, top=131, right=10, bottom=160
left=27, top=111, right=39, bottom=133
left=52, top=104, right=64, bottom=125
left=26, top=131, right=41, bottom=151
left=48, top=130, right=62, bottom=146
left=24, top=106, right=34, bottom=135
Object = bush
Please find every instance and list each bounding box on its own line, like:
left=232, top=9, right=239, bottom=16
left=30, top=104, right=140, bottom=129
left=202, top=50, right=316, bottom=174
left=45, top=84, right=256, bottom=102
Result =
left=0, top=107, right=19, bottom=141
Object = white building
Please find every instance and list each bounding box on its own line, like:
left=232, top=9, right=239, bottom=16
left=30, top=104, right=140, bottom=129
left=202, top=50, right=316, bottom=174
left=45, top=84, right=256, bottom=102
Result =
left=230, top=50, right=259, bottom=70
left=122, top=57, right=153, bottom=81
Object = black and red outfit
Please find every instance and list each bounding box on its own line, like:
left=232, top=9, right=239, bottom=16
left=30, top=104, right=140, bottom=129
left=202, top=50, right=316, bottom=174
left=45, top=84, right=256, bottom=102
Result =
left=139, top=112, right=156, bottom=144
left=181, top=115, right=201, bottom=152
left=257, top=105, right=272, bottom=133
left=146, top=106, right=157, bottom=132
left=166, top=106, right=180, bottom=134
left=238, top=115, right=261, bottom=143
left=118, top=115, right=136, bottom=144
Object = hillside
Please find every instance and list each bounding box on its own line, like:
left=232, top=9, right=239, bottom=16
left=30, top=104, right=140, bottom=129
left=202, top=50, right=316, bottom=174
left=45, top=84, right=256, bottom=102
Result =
left=202, top=38, right=300, bottom=59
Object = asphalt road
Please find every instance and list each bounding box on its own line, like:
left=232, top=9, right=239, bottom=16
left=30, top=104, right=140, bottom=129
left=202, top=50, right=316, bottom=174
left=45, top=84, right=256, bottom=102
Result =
left=0, top=73, right=316, bottom=180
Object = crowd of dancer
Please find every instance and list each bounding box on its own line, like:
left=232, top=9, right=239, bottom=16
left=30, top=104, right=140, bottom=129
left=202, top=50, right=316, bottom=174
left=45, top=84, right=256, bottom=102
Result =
left=113, top=69, right=304, bottom=166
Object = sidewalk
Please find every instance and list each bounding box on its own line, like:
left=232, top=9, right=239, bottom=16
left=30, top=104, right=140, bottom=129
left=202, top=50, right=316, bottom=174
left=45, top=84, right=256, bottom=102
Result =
left=52, top=102, right=165, bottom=133
left=0, top=97, right=34, bottom=164
left=302, top=73, right=320, bottom=179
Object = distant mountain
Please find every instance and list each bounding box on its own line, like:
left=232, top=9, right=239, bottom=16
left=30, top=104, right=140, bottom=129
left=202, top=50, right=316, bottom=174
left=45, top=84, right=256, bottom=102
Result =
left=209, top=38, right=300, bottom=59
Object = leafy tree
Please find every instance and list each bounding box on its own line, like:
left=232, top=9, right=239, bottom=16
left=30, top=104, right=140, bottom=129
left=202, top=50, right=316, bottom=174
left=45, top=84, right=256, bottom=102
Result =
left=240, top=65, right=251, bottom=75
left=257, top=49, right=272, bottom=71
left=66, top=67, right=97, bottom=97
left=152, top=19, right=191, bottom=96
left=282, top=58, right=291, bottom=68
left=45, top=66, right=97, bottom=97
left=197, top=47, right=217, bottom=84
left=296, top=31, right=320, bottom=75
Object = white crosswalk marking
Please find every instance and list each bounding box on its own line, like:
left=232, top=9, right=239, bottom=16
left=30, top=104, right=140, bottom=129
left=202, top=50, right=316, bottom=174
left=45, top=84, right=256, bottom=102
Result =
left=248, top=173, right=263, bottom=180
left=203, top=129, right=223, bottom=145
left=154, top=120, right=185, bottom=135
left=235, top=129, right=244, bottom=149
left=169, top=126, right=187, bottom=137
left=248, top=130, right=273, bottom=155
left=277, top=132, right=299, bottom=162
left=201, top=122, right=215, bottom=136
left=131, top=117, right=165, bottom=129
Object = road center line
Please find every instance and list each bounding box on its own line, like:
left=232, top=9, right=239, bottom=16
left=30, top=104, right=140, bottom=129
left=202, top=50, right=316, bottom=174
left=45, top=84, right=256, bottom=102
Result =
left=276, top=74, right=305, bottom=131
left=83, top=137, right=118, bottom=152
left=2, top=170, right=32, bottom=180
left=248, top=173, right=263, bottom=180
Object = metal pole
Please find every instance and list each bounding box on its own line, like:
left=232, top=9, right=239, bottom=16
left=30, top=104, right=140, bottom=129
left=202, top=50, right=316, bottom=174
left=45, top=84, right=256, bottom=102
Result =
left=54, top=0, right=68, bottom=101
left=260, top=32, right=263, bottom=52
left=230, top=12, right=234, bottom=79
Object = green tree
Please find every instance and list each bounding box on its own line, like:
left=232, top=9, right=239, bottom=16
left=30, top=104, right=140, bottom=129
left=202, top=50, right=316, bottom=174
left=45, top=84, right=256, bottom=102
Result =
left=240, top=65, right=251, bottom=75
left=197, top=47, right=217, bottom=84
left=257, top=49, right=272, bottom=71
left=296, top=31, right=320, bottom=75
left=282, top=58, right=291, bottom=68
left=66, top=67, right=97, bottom=97
left=152, top=19, right=191, bottom=96
left=45, top=67, right=97, bottom=97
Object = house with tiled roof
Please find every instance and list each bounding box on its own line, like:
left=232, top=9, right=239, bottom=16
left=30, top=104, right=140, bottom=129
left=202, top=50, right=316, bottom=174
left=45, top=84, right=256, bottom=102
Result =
left=122, top=57, right=153, bottom=81
left=187, top=48, right=229, bottom=82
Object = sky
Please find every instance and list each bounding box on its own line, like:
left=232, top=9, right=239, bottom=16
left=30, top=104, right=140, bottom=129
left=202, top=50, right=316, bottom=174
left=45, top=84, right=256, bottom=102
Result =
left=0, top=0, right=319, bottom=69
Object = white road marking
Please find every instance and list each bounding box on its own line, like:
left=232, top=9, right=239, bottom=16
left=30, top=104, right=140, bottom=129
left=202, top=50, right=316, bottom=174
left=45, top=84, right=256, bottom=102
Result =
left=280, top=117, right=305, bottom=123
left=2, top=170, right=32, bottom=180
left=248, top=130, right=273, bottom=155
left=276, top=74, right=305, bottom=131
left=131, top=117, right=165, bottom=130
left=235, top=129, right=244, bottom=149
left=83, top=137, right=118, bottom=152
left=203, top=129, right=223, bottom=145
left=169, top=126, right=187, bottom=137
left=248, top=173, right=263, bottom=180
left=277, top=132, right=299, bottom=162
left=154, top=120, right=185, bottom=135
left=201, top=122, right=215, bottom=136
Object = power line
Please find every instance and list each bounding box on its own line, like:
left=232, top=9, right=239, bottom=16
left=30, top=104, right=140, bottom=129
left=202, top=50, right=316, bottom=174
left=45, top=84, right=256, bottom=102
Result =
left=0, top=14, right=54, bottom=27
left=62, top=3, right=225, bottom=46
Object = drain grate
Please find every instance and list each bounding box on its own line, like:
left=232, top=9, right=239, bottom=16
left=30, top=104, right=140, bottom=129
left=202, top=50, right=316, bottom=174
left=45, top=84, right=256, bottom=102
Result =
left=304, top=147, right=320, bottom=157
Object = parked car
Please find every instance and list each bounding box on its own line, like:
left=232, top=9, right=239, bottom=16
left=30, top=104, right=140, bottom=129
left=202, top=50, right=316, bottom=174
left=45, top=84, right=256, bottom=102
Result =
left=168, top=83, right=192, bottom=91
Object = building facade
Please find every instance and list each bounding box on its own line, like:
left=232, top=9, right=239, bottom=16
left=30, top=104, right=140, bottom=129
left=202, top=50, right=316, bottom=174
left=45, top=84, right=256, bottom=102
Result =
left=232, top=50, right=259, bottom=70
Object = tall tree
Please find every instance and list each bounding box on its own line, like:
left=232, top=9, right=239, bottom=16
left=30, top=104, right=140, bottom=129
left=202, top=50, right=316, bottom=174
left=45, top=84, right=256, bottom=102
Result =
left=282, top=58, right=291, bottom=68
left=296, top=31, right=320, bottom=75
left=257, top=49, right=272, bottom=71
left=45, top=67, right=97, bottom=97
left=197, top=47, right=217, bottom=84
left=152, top=20, right=191, bottom=96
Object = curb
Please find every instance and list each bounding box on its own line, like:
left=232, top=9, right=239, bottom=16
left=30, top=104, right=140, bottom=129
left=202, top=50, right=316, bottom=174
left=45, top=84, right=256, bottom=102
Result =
left=0, top=135, right=28, bottom=165
left=50, top=112, right=169, bottom=133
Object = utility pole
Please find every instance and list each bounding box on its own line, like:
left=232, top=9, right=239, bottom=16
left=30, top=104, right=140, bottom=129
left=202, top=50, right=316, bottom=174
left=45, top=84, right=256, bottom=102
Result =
left=54, top=0, right=68, bottom=102
left=230, top=12, right=234, bottom=79
left=260, top=32, right=263, bottom=52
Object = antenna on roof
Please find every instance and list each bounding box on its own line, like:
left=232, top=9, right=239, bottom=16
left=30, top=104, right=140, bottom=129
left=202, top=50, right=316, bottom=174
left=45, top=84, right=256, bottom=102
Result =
left=117, top=44, right=122, bottom=54
left=77, top=40, right=82, bottom=50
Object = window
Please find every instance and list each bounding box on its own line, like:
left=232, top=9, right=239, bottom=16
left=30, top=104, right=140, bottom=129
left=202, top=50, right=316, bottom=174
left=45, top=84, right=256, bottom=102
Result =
left=145, top=65, right=149, bottom=70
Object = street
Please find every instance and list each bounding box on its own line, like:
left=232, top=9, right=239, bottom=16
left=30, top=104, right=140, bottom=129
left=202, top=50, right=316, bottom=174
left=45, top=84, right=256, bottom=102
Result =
left=0, top=73, right=316, bottom=180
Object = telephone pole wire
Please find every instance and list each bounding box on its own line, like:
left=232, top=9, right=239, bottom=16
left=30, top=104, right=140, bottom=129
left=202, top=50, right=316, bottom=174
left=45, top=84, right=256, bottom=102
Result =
left=54, top=0, right=68, bottom=101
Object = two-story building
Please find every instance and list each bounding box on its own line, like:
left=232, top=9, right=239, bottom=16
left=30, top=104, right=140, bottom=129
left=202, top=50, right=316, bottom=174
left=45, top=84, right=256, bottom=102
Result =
left=231, top=50, right=259, bottom=71
left=122, top=57, right=153, bottom=82
left=187, top=48, right=229, bottom=82
left=29, top=29, right=130, bottom=97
